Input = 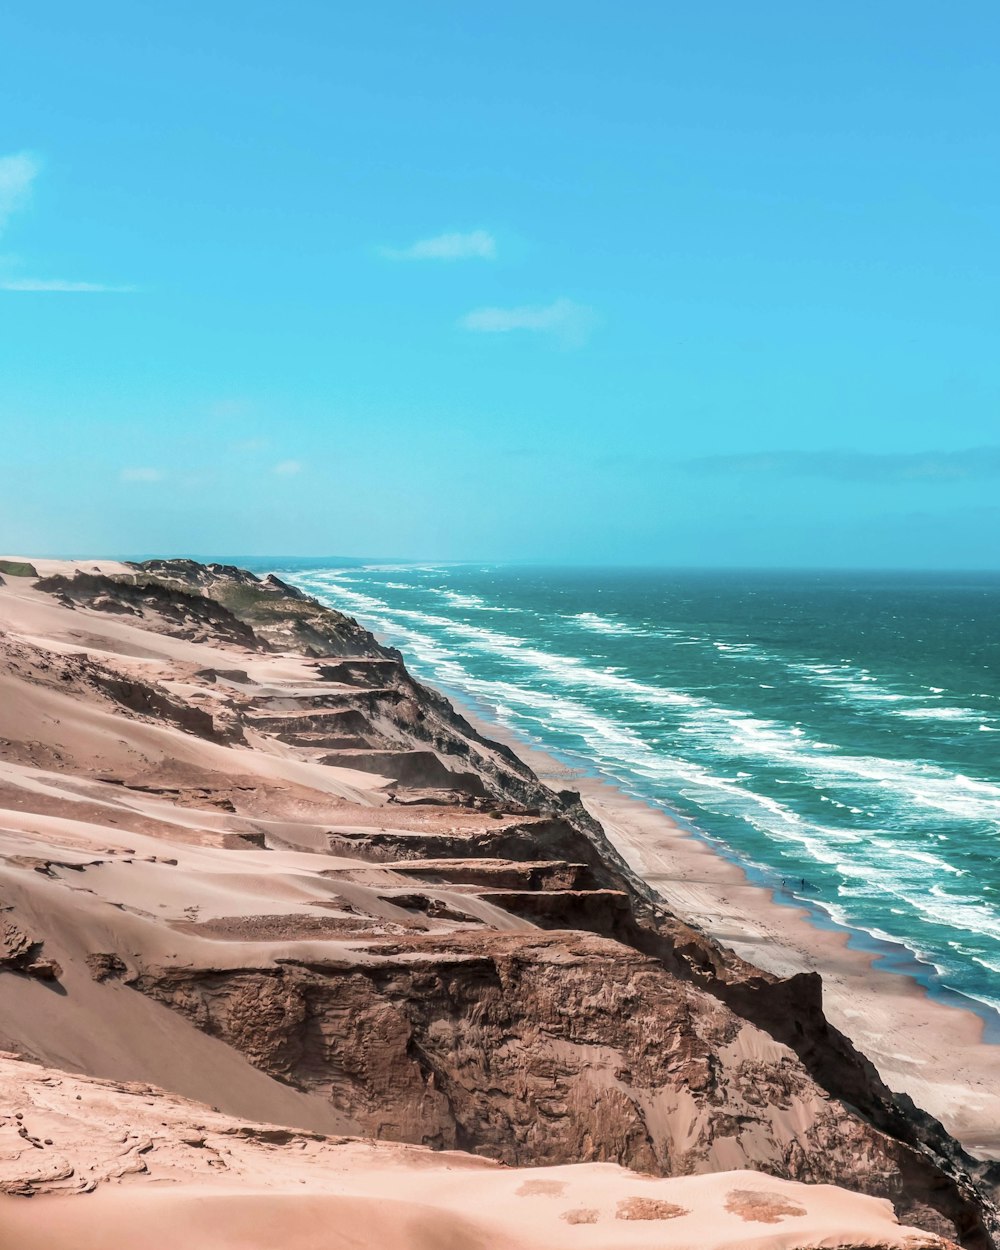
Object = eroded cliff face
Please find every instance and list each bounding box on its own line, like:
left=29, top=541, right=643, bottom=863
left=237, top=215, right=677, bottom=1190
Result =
left=133, top=932, right=962, bottom=1214
left=0, top=559, right=994, bottom=1248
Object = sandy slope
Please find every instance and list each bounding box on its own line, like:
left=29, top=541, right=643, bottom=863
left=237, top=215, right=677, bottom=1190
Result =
left=0, top=559, right=991, bottom=1249
left=0, top=1054, right=952, bottom=1250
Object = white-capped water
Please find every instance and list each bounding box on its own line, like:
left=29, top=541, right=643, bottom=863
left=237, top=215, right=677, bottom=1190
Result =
left=282, top=563, right=1000, bottom=1020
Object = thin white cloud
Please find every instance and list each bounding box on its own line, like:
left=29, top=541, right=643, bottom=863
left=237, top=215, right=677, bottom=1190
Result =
left=0, top=151, right=134, bottom=291
left=0, top=152, right=39, bottom=235
left=120, top=467, right=164, bottom=483
left=381, top=229, right=496, bottom=261
left=685, top=447, right=1000, bottom=483
left=459, top=297, right=598, bottom=347
left=273, top=459, right=303, bottom=477
left=1, top=277, right=136, bottom=292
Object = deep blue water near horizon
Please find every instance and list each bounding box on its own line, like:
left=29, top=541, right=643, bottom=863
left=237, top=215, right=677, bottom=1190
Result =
left=266, top=561, right=1000, bottom=1027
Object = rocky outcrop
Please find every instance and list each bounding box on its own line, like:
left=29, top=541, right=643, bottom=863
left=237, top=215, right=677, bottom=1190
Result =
left=0, top=919, right=61, bottom=982
left=131, top=559, right=386, bottom=657
left=35, top=571, right=262, bottom=648
left=91, top=670, right=243, bottom=744
left=0, top=634, right=242, bottom=745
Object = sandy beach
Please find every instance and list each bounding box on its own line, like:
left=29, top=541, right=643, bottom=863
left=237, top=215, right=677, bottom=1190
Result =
left=449, top=704, right=1000, bottom=1160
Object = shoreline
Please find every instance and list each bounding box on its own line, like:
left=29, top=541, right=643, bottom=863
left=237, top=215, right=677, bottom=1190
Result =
left=435, top=680, right=1000, bottom=1160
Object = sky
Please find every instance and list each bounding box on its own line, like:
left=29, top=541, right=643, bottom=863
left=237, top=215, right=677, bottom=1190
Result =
left=2, top=2, right=999, bottom=567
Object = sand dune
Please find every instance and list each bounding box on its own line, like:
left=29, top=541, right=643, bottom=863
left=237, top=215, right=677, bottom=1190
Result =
left=0, top=1054, right=953, bottom=1250
left=0, top=559, right=993, bottom=1248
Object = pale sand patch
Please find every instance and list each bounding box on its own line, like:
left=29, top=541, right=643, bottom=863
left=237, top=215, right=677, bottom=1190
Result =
left=0, top=556, right=135, bottom=577
left=0, top=1166, right=949, bottom=1250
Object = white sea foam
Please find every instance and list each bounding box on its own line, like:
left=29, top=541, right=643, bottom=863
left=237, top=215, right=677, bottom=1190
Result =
left=711, top=641, right=769, bottom=660
left=943, top=984, right=1000, bottom=1015
left=567, top=612, right=700, bottom=642
left=290, top=570, right=1000, bottom=980
left=894, top=706, right=979, bottom=721
left=788, top=660, right=919, bottom=706
left=396, top=612, right=708, bottom=710
left=571, top=611, right=640, bottom=635
left=428, top=588, right=516, bottom=612
left=301, top=576, right=1000, bottom=831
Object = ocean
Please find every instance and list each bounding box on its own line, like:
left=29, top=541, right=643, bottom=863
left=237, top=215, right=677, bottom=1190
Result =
left=271, top=561, right=1000, bottom=1024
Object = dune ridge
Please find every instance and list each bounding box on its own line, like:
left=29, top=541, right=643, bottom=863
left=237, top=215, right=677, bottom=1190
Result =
left=0, top=556, right=995, bottom=1249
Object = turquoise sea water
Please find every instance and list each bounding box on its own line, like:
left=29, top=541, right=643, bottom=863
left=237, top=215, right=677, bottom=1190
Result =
left=272, top=562, right=1000, bottom=1025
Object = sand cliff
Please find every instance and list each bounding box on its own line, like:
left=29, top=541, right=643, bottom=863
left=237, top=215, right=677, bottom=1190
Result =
left=0, top=557, right=995, bottom=1249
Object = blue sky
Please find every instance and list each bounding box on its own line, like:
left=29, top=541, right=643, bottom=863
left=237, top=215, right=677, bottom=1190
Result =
left=2, top=2, right=999, bottom=566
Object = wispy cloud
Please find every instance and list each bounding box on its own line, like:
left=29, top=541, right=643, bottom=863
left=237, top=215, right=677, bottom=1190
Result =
left=0, top=152, right=39, bottom=235
left=0, top=278, right=136, bottom=292
left=273, top=459, right=303, bottom=477
left=0, top=150, right=134, bottom=292
left=684, top=447, right=1000, bottom=482
left=120, top=467, right=164, bottom=483
left=459, top=297, right=598, bottom=348
left=381, top=229, right=497, bottom=261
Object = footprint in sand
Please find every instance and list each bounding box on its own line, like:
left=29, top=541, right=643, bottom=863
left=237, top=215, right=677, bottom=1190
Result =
left=560, top=1208, right=599, bottom=1224
left=724, top=1189, right=807, bottom=1223
left=616, top=1196, right=689, bottom=1221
